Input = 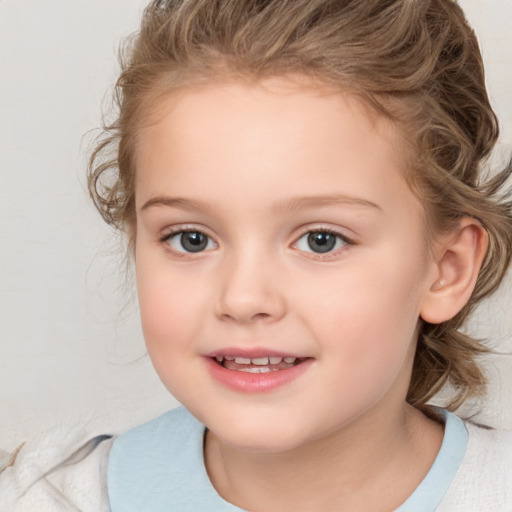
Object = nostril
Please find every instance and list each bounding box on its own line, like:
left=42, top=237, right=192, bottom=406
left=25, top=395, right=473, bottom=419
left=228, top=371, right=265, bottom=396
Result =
left=251, top=312, right=271, bottom=321
left=219, top=311, right=272, bottom=324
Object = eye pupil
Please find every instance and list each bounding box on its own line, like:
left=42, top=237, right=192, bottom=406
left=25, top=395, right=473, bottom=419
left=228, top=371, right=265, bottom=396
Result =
left=307, top=231, right=336, bottom=253
left=181, top=232, right=207, bottom=252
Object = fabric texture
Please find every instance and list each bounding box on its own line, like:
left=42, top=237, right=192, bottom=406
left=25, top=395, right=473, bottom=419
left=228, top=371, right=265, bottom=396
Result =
left=436, top=420, right=512, bottom=511
left=0, top=426, right=113, bottom=512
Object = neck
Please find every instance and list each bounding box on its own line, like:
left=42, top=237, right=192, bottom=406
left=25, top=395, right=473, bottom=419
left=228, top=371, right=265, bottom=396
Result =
left=205, top=403, right=443, bottom=512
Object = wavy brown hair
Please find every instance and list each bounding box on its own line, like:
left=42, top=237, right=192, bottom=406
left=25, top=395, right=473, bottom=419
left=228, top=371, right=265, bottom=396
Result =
left=88, top=0, right=512, bottom=410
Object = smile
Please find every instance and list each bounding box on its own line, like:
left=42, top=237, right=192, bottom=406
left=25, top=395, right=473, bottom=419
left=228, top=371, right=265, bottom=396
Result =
left=205, top=353, right=312, bottom=392
left=214, top=355, right=303, bottom=373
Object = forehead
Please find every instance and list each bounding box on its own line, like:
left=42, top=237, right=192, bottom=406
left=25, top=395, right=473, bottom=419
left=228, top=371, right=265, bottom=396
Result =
left=134, top=79, right=422, bottom=222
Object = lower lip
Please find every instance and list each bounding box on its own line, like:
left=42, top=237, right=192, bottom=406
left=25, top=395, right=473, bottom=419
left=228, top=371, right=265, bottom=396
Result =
left=204, top=357, right=313, bottom=393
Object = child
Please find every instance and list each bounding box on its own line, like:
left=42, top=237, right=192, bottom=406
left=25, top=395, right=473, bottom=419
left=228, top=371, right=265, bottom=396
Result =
left=2, top=0, right=511, bottom=510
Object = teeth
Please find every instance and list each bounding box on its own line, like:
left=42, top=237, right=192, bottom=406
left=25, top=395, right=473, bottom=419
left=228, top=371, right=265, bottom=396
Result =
left=214, top=355, right=299, bottom=366
left=251, top=357, right=269, bottom=365
left=238, top=366, right=276, bottom=373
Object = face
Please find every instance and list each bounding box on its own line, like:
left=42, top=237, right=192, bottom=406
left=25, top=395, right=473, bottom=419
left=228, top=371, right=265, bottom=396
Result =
left=134, top=79, right=436, bottom=452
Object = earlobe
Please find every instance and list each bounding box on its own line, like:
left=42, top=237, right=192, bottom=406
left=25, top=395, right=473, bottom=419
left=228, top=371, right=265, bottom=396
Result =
left=420, top=218, right=488, bottom=324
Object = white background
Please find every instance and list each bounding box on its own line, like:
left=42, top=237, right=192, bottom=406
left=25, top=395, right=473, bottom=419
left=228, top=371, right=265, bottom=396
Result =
left=1, top=0, right=511, bottom=451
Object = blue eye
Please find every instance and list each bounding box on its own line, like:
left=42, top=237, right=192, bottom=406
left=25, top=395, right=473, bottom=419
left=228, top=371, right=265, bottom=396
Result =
left=295, top=230, right=348, bottom=254
left=166, top=231, right=216, bottom=253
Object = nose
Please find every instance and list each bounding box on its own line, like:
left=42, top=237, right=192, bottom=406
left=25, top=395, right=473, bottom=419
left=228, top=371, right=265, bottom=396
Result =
left=214, top=250, right=287, bottom=325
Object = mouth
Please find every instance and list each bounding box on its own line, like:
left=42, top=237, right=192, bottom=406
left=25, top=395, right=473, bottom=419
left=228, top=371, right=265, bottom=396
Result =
left=204, top=350, right=312, bottom=392
left=204, top=347, right=313, bottom=392
left=212, top=355, right=306, bottom=373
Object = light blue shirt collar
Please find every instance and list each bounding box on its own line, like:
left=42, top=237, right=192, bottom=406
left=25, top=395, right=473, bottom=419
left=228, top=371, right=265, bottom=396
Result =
left=108, top=406, right=467, bottom=512
left=395, top=409, right=468, bottom=511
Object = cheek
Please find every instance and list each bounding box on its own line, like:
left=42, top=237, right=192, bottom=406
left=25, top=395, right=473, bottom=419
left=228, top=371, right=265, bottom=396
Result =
left=136, top=268, right=203, bottom=398
left=298, top=251, right=426, bottom=374
left=135, top=252, right=204, bottom=360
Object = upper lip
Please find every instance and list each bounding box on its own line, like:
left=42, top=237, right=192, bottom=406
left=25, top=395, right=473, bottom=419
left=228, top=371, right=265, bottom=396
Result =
left=203, top=347, right=308, bottom=359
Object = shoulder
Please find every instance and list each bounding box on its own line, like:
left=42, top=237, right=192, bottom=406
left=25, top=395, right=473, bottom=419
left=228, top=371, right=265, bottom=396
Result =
left=438, top=418, right=512, bottom=511
left=108, top=406, right=209, bottom=511
left=109, top=405, right=202, bottom=469
left=0, top=425, right=113, bottom=512
left=112, top=404, right=199, bottom=448
left=108, top=407, right=244, bottom=511
left=463, top=420, right=512, bottom=476
left=465, top=418, right=512, bottom=449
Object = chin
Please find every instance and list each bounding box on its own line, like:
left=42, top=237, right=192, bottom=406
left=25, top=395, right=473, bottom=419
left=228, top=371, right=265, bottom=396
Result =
left=218, top=430, right=306, bottom=453
left=205, top=411, right=314, bottom=453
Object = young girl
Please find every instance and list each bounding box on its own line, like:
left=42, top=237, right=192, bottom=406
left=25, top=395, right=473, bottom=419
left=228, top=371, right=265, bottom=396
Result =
left=2, top=0, right=511, bottom=510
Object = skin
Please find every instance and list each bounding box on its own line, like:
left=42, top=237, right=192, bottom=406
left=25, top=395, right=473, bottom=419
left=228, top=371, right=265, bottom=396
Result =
left=133, top=78, right=461, bottom=511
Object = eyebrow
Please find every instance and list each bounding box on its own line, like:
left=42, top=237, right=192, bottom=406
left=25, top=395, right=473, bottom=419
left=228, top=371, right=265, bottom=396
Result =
left=140, top=194, right=382, bottom=213
left=274, top=195, right=382, bottom=213
left=141, top=196, right=206, bottom=212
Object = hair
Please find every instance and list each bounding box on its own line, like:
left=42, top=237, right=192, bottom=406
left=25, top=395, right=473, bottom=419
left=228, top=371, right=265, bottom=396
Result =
left=88, top=0, right=512, bottom=410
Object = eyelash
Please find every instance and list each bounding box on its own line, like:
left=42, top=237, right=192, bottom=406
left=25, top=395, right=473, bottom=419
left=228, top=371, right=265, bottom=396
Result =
left=293, top=227, right=353, bottom=260
left=159, top=226, right=354, bottom=259
left=159, top=228, right=217, bottom=256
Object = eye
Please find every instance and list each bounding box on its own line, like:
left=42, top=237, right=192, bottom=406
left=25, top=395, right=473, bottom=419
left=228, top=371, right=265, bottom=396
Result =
left=295, top=230, right=349, bottom=254
left=164, top=230, right=216, bottom=253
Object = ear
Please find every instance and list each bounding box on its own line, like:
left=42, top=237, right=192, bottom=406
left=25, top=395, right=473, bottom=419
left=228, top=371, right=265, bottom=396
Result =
left=420, top=218, right=488, bottom=324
